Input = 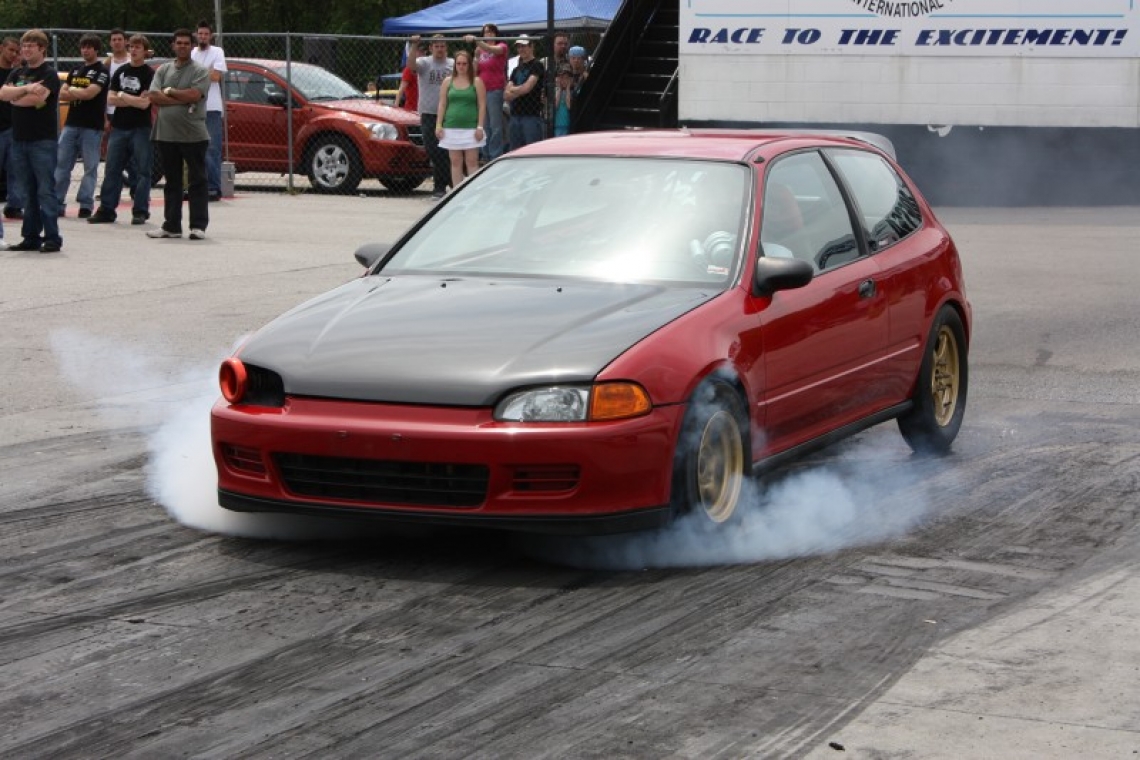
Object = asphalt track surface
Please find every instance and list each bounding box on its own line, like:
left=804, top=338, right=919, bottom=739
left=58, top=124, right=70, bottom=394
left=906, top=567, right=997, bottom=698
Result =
left=1, top=191, right=1137, bottom=758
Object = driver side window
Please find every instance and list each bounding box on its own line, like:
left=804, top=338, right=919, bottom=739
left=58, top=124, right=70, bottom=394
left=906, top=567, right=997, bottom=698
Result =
left=227, top=72, right=276, bottom=105
left=761, top=152, right=860, bottom=272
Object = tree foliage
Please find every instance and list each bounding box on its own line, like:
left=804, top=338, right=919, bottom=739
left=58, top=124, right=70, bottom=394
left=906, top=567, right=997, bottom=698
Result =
left=0, top=0, right=431, bottom=35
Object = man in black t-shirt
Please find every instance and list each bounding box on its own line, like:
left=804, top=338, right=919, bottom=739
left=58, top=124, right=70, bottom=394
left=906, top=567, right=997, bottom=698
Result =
left=504, top=35, right=545, bottom=150
left=54, top=33, right=109, bottom=218
left=89, top=35, right=155, bottom=225
left=0, top=36, right=23, bottom=229
left=0, top=29, right=63, bottom=252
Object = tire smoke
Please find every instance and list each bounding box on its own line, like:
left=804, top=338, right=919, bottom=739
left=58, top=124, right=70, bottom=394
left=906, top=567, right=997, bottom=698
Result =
left=51, top=328, right=360, bottom=540
left=521, top=449, right=934, bottom=569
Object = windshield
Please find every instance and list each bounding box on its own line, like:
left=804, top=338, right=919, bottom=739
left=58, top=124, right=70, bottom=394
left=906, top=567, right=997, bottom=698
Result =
left=384, top=157, right=750, bottom=285
left=268, top=62, right=365, bottom=101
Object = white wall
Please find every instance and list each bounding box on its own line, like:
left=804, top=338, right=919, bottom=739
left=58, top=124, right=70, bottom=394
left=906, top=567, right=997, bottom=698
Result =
left=680, top=54, right=1140, bottom=129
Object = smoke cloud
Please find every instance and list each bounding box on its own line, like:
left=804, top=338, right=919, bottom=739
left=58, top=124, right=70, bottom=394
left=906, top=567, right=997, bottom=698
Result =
left=522, top=440, right=934, bottom=570
left=51, top=328, right=359, bottom=540
left=51, top=328, right=938, bottom=562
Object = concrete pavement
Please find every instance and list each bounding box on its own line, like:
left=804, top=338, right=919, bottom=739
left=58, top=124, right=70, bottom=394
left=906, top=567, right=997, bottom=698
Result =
left=1, top=195, right=1138, bottom=757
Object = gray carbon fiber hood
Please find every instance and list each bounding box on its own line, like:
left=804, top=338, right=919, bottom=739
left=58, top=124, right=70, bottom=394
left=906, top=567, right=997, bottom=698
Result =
left=237, top=275, right=718, bottom=406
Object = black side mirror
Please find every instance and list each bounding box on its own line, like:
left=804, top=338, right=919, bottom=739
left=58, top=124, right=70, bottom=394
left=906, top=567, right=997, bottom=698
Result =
left=266, top=92, right=289, bottom=107
left=354, top=243, right=392, bottom=269
left=752, top=256, right=814, bottom=297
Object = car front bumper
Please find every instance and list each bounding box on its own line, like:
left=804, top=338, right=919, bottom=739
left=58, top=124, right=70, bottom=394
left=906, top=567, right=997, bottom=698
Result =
left=211, top=396, right=684, bottom=534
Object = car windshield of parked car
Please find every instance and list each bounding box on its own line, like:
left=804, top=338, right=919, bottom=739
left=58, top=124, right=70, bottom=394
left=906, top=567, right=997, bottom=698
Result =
left=382, top=157, right=749, bottom=285
left=268, top=63, right=367, bottom=101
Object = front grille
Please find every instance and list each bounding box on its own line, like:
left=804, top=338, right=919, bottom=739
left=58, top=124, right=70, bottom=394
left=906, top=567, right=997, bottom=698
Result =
left=406, top=125, right=424, bottom=147
left=274, top=453, right=488, bottom=508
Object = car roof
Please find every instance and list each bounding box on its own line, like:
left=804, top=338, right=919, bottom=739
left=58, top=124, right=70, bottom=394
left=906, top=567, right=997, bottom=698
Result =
left=514, top=128, right=896, bottom=162
left=228, top=58, right=324, bottom=71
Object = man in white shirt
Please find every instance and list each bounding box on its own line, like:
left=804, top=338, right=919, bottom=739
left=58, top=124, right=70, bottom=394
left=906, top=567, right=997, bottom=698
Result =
left=104, top=28, right=129, bottom=119
left=191, top=19, right=226, bottom=201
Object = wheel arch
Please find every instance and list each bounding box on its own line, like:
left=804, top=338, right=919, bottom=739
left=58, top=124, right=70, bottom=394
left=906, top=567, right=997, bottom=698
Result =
left=673, top=364, right=756, bottom=466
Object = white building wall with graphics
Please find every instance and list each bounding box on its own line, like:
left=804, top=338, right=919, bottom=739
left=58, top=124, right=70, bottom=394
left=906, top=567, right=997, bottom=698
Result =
left=682, top=54, right=1140, bottom=129
left=679, top=0, right=1140, bottom=129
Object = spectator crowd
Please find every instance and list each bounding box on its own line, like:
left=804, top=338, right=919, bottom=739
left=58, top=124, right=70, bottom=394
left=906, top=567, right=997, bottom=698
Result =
left=0, top=23, right=594, bottom=251
left=0, top=21, right=227, bottom=253
left=407, top=27, right=591, bottom=199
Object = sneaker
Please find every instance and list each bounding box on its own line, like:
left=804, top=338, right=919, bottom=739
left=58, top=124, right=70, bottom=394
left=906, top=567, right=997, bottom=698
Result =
left=87, top=209, right=116, bottom=224
left=189, top=228, right=207, bottom=240
left=10, top=239, right=41, bottom=251
left=78, top=208, right=93, bottom=219
left=0, top=240, right=9, bottom=251
left=147, top=228, right=181, bottom=239
left=2, top=207, right=21, bottom=219
left=131, top=212, right=150, bottom=225
left=208, top=192, right=222, bottom=202
left=430, top=190, right=446, bottom=200
left=40, top=241, right=61, bottom=253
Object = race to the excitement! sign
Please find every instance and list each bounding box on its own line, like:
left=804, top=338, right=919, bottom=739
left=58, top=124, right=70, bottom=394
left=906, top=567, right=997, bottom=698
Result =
left=682, top=0, right=1139, bottom=56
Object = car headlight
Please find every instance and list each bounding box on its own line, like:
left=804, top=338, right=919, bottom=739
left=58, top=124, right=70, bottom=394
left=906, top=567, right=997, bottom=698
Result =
left=359, top=121, right=398, bottom=141
left=494, top=382, right=652, bottom=422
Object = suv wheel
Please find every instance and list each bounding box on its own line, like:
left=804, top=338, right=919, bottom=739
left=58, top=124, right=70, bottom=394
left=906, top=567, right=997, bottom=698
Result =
left=306, top=135, right=363, bottom=195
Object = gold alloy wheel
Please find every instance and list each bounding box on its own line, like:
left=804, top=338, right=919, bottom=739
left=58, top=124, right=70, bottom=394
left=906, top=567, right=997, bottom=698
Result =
left=930, top=324, right=962, bottom=427
left=695, top=409, right=745, bottom=523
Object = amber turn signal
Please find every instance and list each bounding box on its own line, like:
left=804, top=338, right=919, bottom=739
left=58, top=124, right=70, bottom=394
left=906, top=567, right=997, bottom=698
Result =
left=589, top=382, right=652, bottom=421
left=219, top=357, right=248, bottom=403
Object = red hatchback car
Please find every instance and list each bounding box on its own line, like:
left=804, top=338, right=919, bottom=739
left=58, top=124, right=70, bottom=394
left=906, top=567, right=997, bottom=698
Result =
left=211, top=130, right=970, bottom=534
left=223, top=59, right=431, bottom=194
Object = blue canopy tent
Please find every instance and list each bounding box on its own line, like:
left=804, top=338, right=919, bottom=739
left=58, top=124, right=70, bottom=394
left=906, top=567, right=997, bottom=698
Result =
left=382, top=0, right=620, bottom=35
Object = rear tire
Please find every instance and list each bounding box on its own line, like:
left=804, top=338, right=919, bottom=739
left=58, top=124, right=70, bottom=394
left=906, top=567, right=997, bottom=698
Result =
left=379, top=176, right=424, bottom=195
left=670, top=381, right=750, bottom=526
left=898, top=306, right=968, bottom=454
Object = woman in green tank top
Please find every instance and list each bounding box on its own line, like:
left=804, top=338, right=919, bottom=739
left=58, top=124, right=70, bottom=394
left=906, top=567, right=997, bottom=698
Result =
left=436, top=50, right=487, bottom=192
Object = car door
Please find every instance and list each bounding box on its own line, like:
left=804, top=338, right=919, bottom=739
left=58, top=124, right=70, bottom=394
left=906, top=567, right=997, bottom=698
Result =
left=823, top=148, right=947, bottom=404
left=751, top=150, right=893, bottom=454
left=224, top=68, right=297, bottom=171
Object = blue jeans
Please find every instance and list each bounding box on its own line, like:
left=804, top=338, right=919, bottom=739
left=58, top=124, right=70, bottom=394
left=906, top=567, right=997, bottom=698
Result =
left=509, top=114, right=544, bottom=151
left=483, top=89, right=505, bottom=161
left=205, top=111, right=223, bottom=195
left=100, top=127, right=153, bottom=218
left=13, top=138, right=61, bottom=246
left=55, top=125, right=103, bottom=211
left=0, top=127, right=22, bottom=213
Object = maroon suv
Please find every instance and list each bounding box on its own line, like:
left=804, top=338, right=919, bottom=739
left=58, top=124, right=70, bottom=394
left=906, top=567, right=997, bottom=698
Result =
left=223, top=59, right=432, bottom=194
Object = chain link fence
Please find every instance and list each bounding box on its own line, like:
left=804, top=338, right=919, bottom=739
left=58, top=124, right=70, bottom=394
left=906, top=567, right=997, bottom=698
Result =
left=4, top=27, right=605, bottom=201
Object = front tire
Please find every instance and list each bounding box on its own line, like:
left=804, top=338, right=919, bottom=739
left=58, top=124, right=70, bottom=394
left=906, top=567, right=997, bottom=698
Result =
left=671, top=382, right=750, bottom=525
left=898, top=306, right=968, bottom=454
left=306, top=135, right=363, bottom=195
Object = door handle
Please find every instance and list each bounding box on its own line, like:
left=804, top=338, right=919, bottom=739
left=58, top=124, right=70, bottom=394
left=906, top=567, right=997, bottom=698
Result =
left=858, top=279, right=876, bottom=298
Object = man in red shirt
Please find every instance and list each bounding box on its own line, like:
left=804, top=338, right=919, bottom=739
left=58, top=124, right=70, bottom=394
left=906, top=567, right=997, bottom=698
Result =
left=396, top=41, right=424, bottom=111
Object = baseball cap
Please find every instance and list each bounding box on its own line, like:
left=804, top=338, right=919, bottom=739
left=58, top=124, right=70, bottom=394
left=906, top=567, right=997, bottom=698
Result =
left=515, top=34, right=532, bottom=46
left=569, top=45, right=586, bottom=57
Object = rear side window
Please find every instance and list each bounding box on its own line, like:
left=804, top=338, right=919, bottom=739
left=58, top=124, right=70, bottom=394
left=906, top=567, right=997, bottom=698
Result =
left=827, top=149, right=922, bottom=252
left=761, top=151, right=861, bottom=272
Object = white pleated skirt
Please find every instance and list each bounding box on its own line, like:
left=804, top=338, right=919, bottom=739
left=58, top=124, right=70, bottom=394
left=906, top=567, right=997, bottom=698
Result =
left=439, top=128, right=486, bottom=150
